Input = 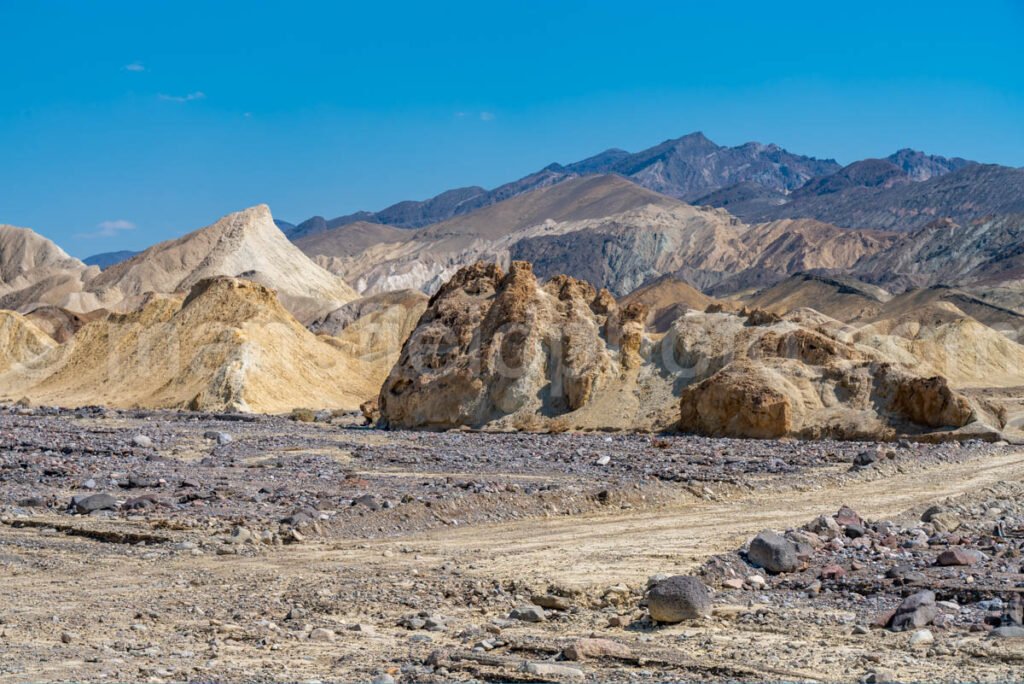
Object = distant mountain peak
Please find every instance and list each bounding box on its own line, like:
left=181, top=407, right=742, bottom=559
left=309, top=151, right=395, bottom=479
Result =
left=285, top=132, right=840, bottom=236
left=672, top=131, right=713, bottom=145
left=884, top=148, right=974, bottom=181
left=83, top=250, right=139, bottom=270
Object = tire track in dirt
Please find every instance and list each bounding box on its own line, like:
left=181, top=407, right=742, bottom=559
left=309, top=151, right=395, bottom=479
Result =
left=317, top=450, right=1024, bottom=587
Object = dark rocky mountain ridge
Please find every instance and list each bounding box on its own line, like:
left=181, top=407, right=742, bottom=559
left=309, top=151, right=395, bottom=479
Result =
left=283, top=132, right=840, bottom=239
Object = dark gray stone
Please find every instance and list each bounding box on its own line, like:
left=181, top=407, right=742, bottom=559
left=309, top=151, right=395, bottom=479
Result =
left=890, top=590, right=937, bottom=632
left=71, top=493, right=117, bottom=514
left=990, top=626, right=1024, bottom=639
left=509, top=605, right=546, bottom=623
left=747, top=530, right=799, bottom=574
left=646, top=575, right=712, bottom=623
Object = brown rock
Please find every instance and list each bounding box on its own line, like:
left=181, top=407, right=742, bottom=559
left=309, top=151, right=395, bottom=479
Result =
left=379, top=261, right=623, bottom=429
left=820, top=564, right=846, bottom=580
left=937, top=548, right=983, bottom=566
left=835, top=506, right=863, bottom=527
left=563, top=638, right=632, bottom=661
left=679, top=360, right=792, bottom=439
left=531, top=594, right=571, bottom=611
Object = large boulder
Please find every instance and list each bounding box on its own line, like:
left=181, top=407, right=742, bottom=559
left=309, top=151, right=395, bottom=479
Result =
left=678, top=360, right=793, bottom=438
left=747, top=530, right=800, bottom=574
left=890, top=590, right=938, bottom=632
left=646, top=575, right=712, bottom=623
left=671, top=310, right=978, bottom=440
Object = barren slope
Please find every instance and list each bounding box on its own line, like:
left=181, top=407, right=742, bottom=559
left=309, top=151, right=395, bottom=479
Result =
left=0, top=278, right=377, bottom=412
left=85, top=205, right=358, bottom=322
left=0, top=225, right=107, bottom=313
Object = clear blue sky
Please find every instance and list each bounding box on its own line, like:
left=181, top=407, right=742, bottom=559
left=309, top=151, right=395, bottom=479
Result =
left=1, top=0, right=1022, bottom=257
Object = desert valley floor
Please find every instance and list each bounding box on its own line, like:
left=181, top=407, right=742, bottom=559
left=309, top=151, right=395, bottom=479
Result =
left=2, top=405, right=1024, bottom=683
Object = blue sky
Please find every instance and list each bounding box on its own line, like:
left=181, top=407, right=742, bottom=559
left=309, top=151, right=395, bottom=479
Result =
left=1, top=1, right=1022, bottom=257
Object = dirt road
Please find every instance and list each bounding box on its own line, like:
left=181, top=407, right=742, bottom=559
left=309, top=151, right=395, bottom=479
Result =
left=3, top=434, right=1024, bottom=683
left=303, top=449, right=1024, bottom=587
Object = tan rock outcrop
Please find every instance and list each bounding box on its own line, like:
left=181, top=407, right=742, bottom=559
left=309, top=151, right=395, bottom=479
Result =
left=679, top=359, right=793, bottom=439
left=378, top=261, right=642, bottom=429
left=0, top=277, right=377, bottom=413
left=379, top=263, right=991, bottom=439
left=672, top=313, right=978, bottom=440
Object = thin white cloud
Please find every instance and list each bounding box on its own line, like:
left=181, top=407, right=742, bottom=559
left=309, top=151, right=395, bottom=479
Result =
left=455, top=111, right=495, bottom=121
left=158, top=91, right=206, bottom=103
left=123, top=63, right=146, bottom=72
left=78, top=219, right=136, bottom=239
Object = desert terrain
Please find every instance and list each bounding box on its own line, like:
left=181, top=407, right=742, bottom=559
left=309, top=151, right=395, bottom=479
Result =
left=4, top=132, right=1024, bottom=683
left=2, top=406, right=1024, bottom=682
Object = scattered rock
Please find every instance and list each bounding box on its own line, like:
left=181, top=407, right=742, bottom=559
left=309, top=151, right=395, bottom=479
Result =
left=71, top=493, right=117, bottom=514
left=131, top=435, right=153, bottom=448
left=937, top=547, right=982, bottom=566
left=521, top=662, right=584, bottom=680
left=835, top=506, right=863, bottom=527
left=806, top=514, right=842, bottom=540
left=853, top=450, right=878, bottom=467
left=309, top=627, right=335, bottom=642
left=890, top=591, right=937, bottom=632
left=646, top=575, right=711, bottom=623
left=563, top=637, right=632, bottom=661
left=747, top=530, right=799, bottom=574
left=353, top=494, right=381, bottom=511
left=531, top=594, right=571, bottom=611
left=908, top=629, right=934, bottom=647
left=930, top=511, right=961, bottom=532
left=509, top=605, right=546, bottom=623
left=228, top=526, right=253, bottom=545
left=746, top=574, right=767, bottom=589
left=990, top=626, right=1024, bottom=639
left=203, top=431, right=233, bottom=445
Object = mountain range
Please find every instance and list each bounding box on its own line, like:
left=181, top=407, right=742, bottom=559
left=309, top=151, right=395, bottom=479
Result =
left=282, top=132, right=841, bottom=238
left=7, top=132, right=1024, bottom=437
left=277, top=132, right=1012, bottom=241
left=85, top=132, right=1021, bottom=279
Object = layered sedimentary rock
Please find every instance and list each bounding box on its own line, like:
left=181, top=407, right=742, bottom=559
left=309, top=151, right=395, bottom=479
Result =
left=380, top=262, right=1006, bottom=440
left=310, top=175, right=894, bottom=299
left=0, top=225, right=108, bottom=313
left=309, top=289, right=429, bottom=369
left=85, top=205, right=358, bottom=323
left=378, top=261, right=644, bottom=429
left=0, top=277, right=376, bottom=413
left=0, top=310, right=57, bottom=374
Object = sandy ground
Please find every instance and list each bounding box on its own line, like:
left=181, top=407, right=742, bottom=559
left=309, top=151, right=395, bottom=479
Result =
left=2, top=413, right=1024, bottom=682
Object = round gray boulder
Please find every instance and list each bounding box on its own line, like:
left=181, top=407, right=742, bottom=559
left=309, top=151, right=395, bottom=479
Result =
left=646, top=575, right=711, bottom=623
left=747, top=530, right=799, bottom=574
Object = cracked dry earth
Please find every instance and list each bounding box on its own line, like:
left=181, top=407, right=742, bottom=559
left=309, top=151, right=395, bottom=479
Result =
left=2, top=406, right=1024, bottom=683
